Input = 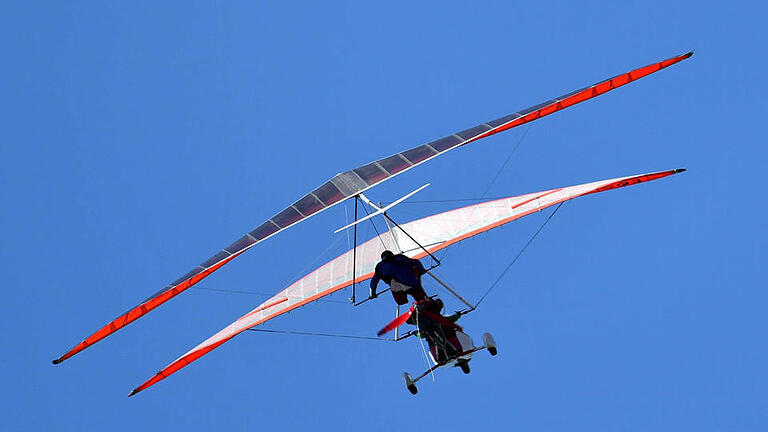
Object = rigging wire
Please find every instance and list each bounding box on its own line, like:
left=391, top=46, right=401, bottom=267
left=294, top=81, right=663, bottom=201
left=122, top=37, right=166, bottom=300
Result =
left=191, top=286, right=349, bottom=304
left=481, top=123, right=533, bottom=197
left=414, top=311, right=436, bottom=382
left=282, top=234, right=347, bottom=289
left=384, top=213, right=440, bottom=268
left=192, top=210, right=346, bottom=303
left=381, top=124, right=534, bottom=206
left=360, top=200, right=387, bottom=249
left=192, top=234, right=347, bottom=302
left=386, top=197, right=512, bottom=204
left=474, top=201, right=564, bottom=308
left=246, top=328, right=393, bottom=341
left=438, top=125, right=534, bottom=264
left=423, top=272, right=464, bottom=309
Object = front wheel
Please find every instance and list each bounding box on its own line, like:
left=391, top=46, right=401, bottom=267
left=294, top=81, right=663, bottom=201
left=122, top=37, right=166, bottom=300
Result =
left=459, top=361, right=470, bottom=374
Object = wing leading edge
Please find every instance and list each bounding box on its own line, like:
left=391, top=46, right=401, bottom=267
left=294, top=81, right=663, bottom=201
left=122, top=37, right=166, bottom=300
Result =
left=129, top=168, right=686, bottom=395
left=54, top=51, right=692, bottom=365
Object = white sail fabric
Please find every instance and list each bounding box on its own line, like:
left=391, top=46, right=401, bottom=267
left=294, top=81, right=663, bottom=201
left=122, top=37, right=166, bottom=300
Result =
left=131, top=168, right=683, bottom=394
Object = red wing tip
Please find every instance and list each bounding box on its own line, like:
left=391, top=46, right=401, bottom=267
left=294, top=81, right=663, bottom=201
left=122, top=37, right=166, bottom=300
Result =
left=52, top=358, right=62, bottom=365
left=674, top=168, right=687, bottom=174
left=682, top=50, right=694, bottom=59
left=128, top=389, right=140, bottom=397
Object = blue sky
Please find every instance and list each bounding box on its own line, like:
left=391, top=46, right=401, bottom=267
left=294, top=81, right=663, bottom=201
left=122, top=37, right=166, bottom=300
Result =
left=2, top=1, right=765, bottom=430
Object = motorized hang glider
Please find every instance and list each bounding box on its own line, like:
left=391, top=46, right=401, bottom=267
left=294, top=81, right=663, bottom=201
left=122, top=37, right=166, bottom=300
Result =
left=52, top=51, right=693, bottom=396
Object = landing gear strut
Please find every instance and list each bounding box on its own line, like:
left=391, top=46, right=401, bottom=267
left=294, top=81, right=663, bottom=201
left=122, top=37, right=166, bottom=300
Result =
left=402, top=332, right=498, bottom=394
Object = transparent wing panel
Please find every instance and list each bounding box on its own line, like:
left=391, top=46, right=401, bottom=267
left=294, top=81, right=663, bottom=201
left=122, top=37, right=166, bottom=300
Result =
left=293, top=193, right=325, bottom=217
left=427, top=135, right=464, bottom=152
left=376, top=154, right=412, bottom=175
left=170, top=268, right=203, bottom=287
left=456, top=124, right=492, bottom=140
left=224, top=235, right=256, bottom=254
left=200, top=251, right=231, bottom=268
left=271, top=207, right=303, bottom=228
left=353, top=163, right=389, bottom=185
left=487, top=112, right=521, bottom=128
left=249, top=222, right=279, bottom=241
left=312, top=181, right=345, bottom=206
left=401, top=145, right=437, bottom=165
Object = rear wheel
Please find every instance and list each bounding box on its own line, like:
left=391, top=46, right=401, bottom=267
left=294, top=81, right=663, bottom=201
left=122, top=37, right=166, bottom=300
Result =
left=483, top=333, right=498, bottom=356
left=403, top=373, right=418, bottom=395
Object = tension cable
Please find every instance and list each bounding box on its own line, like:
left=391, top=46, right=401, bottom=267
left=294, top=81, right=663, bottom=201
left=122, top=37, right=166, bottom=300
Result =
left=481, top=123, right=533, bottom=197
left=191, top=286, right=350, bottom=304
left=383, top=124, right=534, bottom=206
left=360, top=200, right=387, bottom=249
left=246, top=328, right=393, bottom=342
left=384, top=213, right=440, bottom=269
left=474, top=201, right=564, bottom=308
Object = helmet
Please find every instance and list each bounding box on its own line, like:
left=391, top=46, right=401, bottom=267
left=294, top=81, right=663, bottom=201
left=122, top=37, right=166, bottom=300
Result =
left=380, top=250, right=395, bottom=261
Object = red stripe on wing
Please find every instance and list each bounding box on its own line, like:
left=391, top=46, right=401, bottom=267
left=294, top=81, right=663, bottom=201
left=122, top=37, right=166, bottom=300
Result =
left=466, top=52, right=693, bottom=144
left=585, top=169, right=684, bottom=196
left=128, top=336, right=234, bottom=397
left=53, top=250, right=245, bottom=364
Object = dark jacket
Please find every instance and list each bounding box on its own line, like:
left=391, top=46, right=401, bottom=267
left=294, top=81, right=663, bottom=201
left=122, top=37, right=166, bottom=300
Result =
left=370, top=254, right=426, bottom=291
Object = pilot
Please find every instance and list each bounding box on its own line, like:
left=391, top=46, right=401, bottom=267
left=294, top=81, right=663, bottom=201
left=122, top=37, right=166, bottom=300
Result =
left=369, top=250, right=427, bottom=305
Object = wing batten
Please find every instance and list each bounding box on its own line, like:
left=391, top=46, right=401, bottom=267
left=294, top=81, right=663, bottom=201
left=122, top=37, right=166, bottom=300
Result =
left=55, top=52, right=692, bottom=365
left=129, top=168, right=685, bottom=394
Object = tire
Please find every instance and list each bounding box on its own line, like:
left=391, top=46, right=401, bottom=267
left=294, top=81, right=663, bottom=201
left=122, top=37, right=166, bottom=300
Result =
left=404, top=372, right=418, bottom=395
left=459, top=361, right=470, bottom=374
left=483, top=333, right=498, bottom=356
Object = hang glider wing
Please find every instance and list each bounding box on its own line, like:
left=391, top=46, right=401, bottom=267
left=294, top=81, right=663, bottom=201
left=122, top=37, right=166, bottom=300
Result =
left=129, top=168, right=685, bottom=395
left=54, top=51, right=691, bottom=364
